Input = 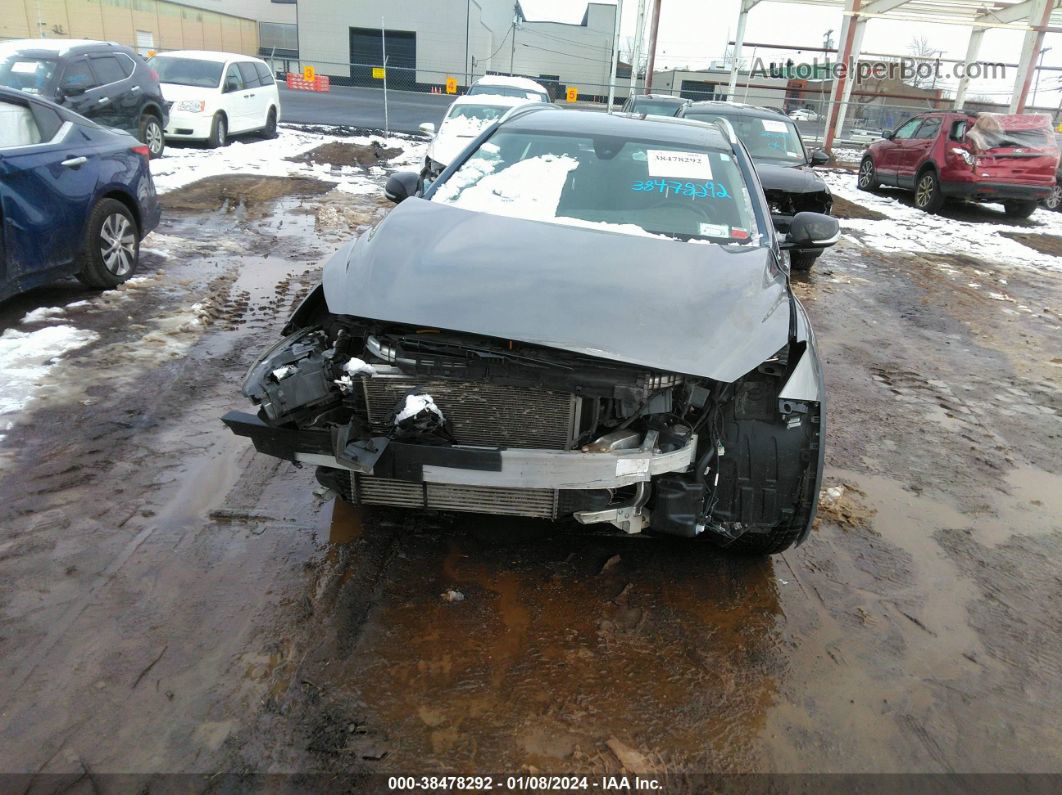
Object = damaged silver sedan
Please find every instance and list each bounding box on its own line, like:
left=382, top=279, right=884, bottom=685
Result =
left=224, top=107, right=839, bottom=554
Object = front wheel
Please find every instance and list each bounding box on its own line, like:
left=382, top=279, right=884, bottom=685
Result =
left=75, top=199, right=140, bottom=289
left=262, top=107, right=277, bottom=139
left=139, top=114, right=165, bottom=159
left=913, top=169, right=944, bottom=213
left=207, top=113, right=228, bottom=148
left=789, top=249, right=821, bottom=272
left=1003, top=199, right=1038, bottom=219
left=857, top=156, right=878, bottom=191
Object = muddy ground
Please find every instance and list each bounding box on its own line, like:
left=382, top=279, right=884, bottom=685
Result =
left=0, top=151, right=1060, bottom=784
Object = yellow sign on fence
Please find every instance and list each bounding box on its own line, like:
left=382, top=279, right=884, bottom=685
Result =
left=303, top=65, right=315, bottom=80
left=446, top=77, right=458, bottom=94
left=566, top=86, right=578, bottom=103
left=372, top=67, right=386, bottom=79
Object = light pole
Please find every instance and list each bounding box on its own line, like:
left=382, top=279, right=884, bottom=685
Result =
left=464, top=0, right=470, bottom=87
left=1033, top=46, right=1052, bottom=108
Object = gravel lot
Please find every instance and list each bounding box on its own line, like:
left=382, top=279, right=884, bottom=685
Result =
left=0, top=126, right=1059, bottom=782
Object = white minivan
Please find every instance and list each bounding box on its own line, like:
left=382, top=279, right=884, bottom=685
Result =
left=150, top=51, right=281, bottom=147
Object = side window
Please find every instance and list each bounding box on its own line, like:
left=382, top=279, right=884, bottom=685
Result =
left=254, top=62, right=275, bottom=86
left=29, top=103, right=63, bottom=140
left=0, top=99, right=43, bottom=146
left=913, top=117, right=941, bottom=139
left=237, top=62, right=261, bottom=88
left=90, top=55, right=127, bottom=85
left=893, top=117, right=923, bottom=140
left=223, top=64, right=245, bottom=93
left=116, top=53, right=136, bottom=78
left=59, top=58, right=97, bottom=94
left=950, top=120, right=968, bottom=140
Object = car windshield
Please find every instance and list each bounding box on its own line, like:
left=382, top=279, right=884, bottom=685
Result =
left=432, top=129, right=760, bottom=244
left=0, top=53, right=58, bottom=95
left=685, top=112, right=806, bottom=164
left=469, top=84, right=543, bottom=101
left=633, top=99, right=682, bottom=116
left=150, top=56, right=223, bottom=88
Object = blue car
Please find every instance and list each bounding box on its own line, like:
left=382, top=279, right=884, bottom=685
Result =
left=0, top=86, right=160, bottom=302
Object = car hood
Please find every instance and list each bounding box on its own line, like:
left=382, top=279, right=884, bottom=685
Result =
left=427, top=130, right=481, bottom=167
left=321, top=198, right=792, bottom=382
left=755, top=162, right=827, bottom=194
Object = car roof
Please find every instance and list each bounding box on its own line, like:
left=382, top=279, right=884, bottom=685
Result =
left=684, top=101, right=790, bottom=121
left=0, top=84, right=87, bottom=121
left=0, top=38, right=127, bottom=56
left=503, top=106, right=733, bottom=149
left=154, top=50, right=262, bottom=64
left=450, top=94, right=536, bottom=108
left=473, top=74, right=549, bottom=93
left=633, top=94, right=686, bottom=103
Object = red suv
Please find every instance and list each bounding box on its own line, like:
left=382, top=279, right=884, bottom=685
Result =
left=857, top=111, right=1059, bottom=218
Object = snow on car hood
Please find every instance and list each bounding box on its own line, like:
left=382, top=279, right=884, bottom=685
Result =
left=321, top=198, right=792, bottom=382
left=159, top=82, right=216, bottom=103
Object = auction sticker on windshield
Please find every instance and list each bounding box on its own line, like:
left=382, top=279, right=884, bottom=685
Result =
left=646, top=150, right=713, bottom=179
left=761, top=119, right=789, bottom=133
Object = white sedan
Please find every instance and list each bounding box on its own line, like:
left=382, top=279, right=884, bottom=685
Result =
left=788, top=108, right=819, bottom=121
left=151, top=51, right=281, bottom=148
left=420, top=94, right=535, bottom=176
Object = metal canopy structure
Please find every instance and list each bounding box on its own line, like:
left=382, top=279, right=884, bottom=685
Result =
left=728, top=0, right=1062, bottom=150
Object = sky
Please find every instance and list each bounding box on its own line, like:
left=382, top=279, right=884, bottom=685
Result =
left=518, top=0, right=1062, bottom=107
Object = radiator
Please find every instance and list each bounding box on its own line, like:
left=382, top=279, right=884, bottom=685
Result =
left=360, top=368, right=578, bottom=449
left=348, top=474, right=558, bottom=519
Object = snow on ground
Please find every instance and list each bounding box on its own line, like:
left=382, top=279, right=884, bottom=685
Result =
left=831, top=146, right=867, bottom=164
left=0, top=325, right=99, bottom=422
left=822, top=169, right=1062, bottom=273
left=150, top=125, right=426, bottom=195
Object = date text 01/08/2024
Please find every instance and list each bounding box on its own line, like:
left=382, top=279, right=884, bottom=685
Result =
left=386, top=774, right=663, bottom=790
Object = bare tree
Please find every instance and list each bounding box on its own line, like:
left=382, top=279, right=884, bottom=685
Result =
left=905, top=35, right=939, bottom=89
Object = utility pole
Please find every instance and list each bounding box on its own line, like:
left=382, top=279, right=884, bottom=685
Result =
left=629, top=0, right=648, bottom=98
left=644, top=0, right=662, bottom=93
left=464, top=0, right=471, bottom=88
left=606, top=0, right=624, bottom=112
left=381, top=17, right=389, bottom=133
left=510, top=2, right=517, bottom=75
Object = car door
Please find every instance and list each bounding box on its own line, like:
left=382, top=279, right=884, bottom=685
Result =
left=0, top=97, right=99, bottom=294
left=236, top=62, right=267, bottom=129
left=254, top=61, right=280, bottom=118
left=877, top=116, right=923, bottom=185
left=897, top=116, right=941, bottom=189
left=89, top=53, right=137, bottom=134
left=220, top=62, right=250, bottom=132
left=56, top=56, right=105, bottom=122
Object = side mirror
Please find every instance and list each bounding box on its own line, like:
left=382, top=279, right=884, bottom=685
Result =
left=780, top=212, right=840, bottom=250
left=809, top=149, right=830, bottom=166
left=882, top=129, right=895, bottom=140
left=418, top=122, right=436, bottom=136
left=384, top=171, right=421, bottom=204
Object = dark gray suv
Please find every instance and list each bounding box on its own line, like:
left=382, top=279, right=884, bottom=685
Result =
left=0, top=39, right=169, bottom=157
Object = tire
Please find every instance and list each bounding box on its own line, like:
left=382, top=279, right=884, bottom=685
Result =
left=138, top=113, right=165, bottom=159
left=1044, top=185, right=1062, bottom=211
left=1003, top=199, right=1038, bottom=219
left=75, top=199, right=139, bottom=289
left=913, top=169, right=944, bottom=213
left=857, top=156, right=878, bottom=191
left=207, top=113, right=228, bottom=148
left=789, top=249, right=820, bottom=272
left=261, top=106, right=277, bottom=139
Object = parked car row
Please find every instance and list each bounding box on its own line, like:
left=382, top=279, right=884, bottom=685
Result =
left=0, top=39, right=282, bottom=155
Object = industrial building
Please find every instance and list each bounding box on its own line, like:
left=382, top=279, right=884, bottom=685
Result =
left=294, top=0, right=619, bottom=96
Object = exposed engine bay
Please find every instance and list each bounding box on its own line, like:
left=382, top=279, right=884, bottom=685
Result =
left=223, top=309, right=823, bottom=548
